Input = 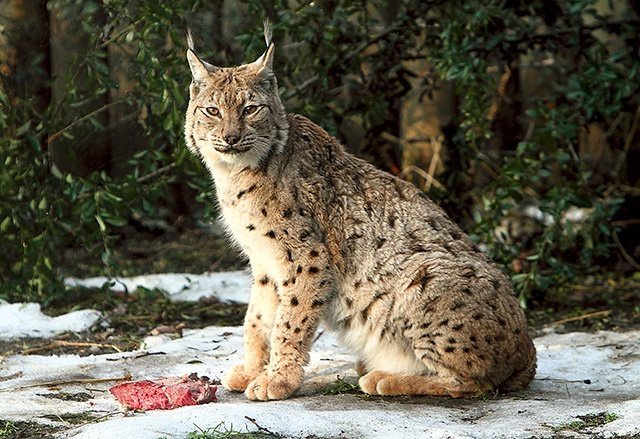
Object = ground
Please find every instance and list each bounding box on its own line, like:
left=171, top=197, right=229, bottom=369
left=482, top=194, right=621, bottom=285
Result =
left=1, top=230, right=639, bottom=439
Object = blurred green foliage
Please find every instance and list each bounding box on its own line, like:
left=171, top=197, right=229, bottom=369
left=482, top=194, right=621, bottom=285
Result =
left=1, top=0, right=638, bottom=305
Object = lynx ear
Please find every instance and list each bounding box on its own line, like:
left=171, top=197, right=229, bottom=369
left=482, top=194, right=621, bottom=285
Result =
left=186, top=29, right=218, bottom=82
left=248, top=21, right=275, bottom=78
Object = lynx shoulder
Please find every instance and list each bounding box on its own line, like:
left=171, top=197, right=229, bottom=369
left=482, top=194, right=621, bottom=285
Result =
left=184, top=25, right=537, bottom=401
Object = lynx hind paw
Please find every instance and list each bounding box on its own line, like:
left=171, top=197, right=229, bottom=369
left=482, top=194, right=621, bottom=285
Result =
left=359, top=370, right=492, bottom=397
left=221, top=364, right=257, bottom=392
left=358, top=370, right=392, bottom=395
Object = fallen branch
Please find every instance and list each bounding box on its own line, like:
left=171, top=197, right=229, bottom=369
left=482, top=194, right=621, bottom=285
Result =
left=20, top=340, right=123, bottom=355
left=0, top=375, right=131, bottom=393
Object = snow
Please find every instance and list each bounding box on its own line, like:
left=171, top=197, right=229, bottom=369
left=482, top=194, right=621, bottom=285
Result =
left=0, top=301, right=103, bottom=339
left=64, top=271, right=252, bottom=303
left=1, top=272, right=639, bottom=439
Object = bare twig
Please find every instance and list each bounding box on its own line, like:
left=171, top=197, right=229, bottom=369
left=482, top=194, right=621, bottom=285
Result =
left=244, top=415, right=278, bottom=436
left=20, top=340, right=122, bottom=355
left=0, top=371, right=23, bottom=382
left=613, top=106, right=640, bottom=181
left=46, top=99, right=130, bottom=143
left=398, top=165, right=444, bottom=191
left=545, top=310, right=612, bottom=328
left=612, top=228, right=640, bottom=271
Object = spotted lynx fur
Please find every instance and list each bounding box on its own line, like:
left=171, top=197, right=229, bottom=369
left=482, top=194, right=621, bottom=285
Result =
left=185, top=26, right=536, bottom=401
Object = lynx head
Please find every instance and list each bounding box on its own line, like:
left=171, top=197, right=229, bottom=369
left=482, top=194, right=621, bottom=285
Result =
left=185, top=24, right=288, bottom=169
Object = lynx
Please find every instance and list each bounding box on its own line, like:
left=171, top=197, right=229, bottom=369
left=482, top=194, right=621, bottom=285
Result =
left=184, top=25, right=536, bottom=401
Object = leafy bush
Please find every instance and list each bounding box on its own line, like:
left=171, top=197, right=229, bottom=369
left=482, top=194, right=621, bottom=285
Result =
left=1, top=0, right=638, bottom=305
left=1, top=0, right=213, bottom=303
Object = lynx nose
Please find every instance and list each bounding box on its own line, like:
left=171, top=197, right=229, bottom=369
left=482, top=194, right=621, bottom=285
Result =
left=225, top=134, right=240, bottom=145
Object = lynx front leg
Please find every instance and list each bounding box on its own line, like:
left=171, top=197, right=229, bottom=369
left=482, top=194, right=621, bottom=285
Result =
left=222, top=274, right=278, bottom=392
left=245, top=260, right=333, bottom=400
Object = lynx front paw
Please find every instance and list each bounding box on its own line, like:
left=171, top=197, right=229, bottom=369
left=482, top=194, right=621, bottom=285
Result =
left=221, top=364, right=258, bottom=392
left=245, top=366, right=304, bottom=401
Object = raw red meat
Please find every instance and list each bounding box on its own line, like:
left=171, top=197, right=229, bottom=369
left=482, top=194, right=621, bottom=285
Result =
left=109, top=373, right=217, bottom=410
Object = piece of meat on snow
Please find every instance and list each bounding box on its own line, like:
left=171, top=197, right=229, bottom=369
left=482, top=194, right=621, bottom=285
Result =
left=109, top=373, right=218, bottom=410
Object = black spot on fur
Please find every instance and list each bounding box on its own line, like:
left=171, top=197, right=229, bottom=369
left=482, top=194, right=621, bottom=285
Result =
left=497, top=318, right=506, bottom=326
left=345, top=297, right=353, bottom=308
left=375, top=237, right=386, bottom=249
left=296, top=265, right=303, bottom=274
left=237, top=184, right=256, bottom=199
left=462, top=287, right=473, bottom=296
left=311, top=298, right=325, bottom=308
left=308, top=266, right=319, bottom=274
left=448, top=337, right=456, bottom=344
left=452, top=323, right=464, bottom=331
left=294, top=327, right=301, bottom=333
left=450, top=301, right=466, bottom=311
left=258, top=276, right=269, bottom=285
left=290, top=296, right=299, bottom=306
left=388, top=215, right=396, bottom=228
left=265, top=230, right=276, bottom=239
left=300, top=230, right=310, bottom=241
left=354, top=281, right=362, bottom=289
left=310, top=250, right=319, bottom=257
left=247, top=224, right=256, bottom=231
left=472, top=312, right=484, bottom=320
left=462, top=347, right=471, bottom=353
left=461, top=266, right=476, bottom=278
left=261, top=207, right=268, bottom=216
left=283, top=208, right=293, bottom=218
left=438, top=319, right=449, bottom=327
left=444, top=346, right=455, bottom=353
left=286, top=249, right=293, bottom=262
left=420, top=322, right=431, bottom=329
left=285, top=322, right=291, bottom=329
left=301, top=316, right=308, bottom=324
left=427, top=217, right=440, bottom=231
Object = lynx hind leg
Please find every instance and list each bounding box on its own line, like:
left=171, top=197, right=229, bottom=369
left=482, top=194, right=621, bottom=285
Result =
left=359, top=370, right=492, bottom=398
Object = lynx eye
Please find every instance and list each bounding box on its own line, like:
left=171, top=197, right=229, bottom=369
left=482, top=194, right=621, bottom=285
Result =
left=242, top=105, right=259, bottom=116
left=202, top=107, right=220, bottom=117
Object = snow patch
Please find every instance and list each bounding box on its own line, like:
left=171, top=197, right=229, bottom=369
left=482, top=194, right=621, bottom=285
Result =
left=0, top=301, right=103, bottom=339
left=64, top=271, right=252, bottom=303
